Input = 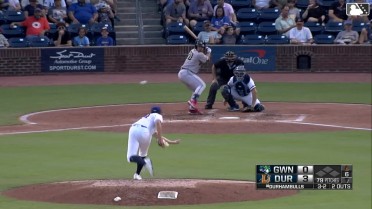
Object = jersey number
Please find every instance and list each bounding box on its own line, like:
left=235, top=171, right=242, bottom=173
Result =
left=187, top=52, right=193, bottom=60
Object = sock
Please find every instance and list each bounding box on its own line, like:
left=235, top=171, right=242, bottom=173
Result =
left=192, top=94, right=199, bottom=100
left=129, top=155, right=145, bottom=174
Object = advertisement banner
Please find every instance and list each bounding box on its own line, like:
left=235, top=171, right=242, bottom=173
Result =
left=211, top=46, right=276, bottom=71
left=41, top=48, right=104, bottom=72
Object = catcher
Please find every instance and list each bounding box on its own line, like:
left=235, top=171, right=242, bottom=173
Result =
left=127, top=106, right=180, bottom=180
left=205, top=51, right=244, bottom=110
left=221, top=65, right=265, bottom=112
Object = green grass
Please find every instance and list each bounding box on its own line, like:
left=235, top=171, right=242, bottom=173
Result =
left=0, top=81, right=371, bottom=209
left=0, top=131, right=370, bottom=209
left=0, top=82, right=370, bottom=125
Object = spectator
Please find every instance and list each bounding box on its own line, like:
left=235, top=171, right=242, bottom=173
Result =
left=213, top=0, right=237, bottom=26
left=222, top=25, right=240, bottom=44
left=96, top=2, right=114, bottom=25
left=47, top=0, right=68, bottom=24
left=211, top=5, right=230, bottom=35
left=328, top=0, right=347, bottom=22
left=10, top=8, right=50, bottom=40
left=289, top=17, right=314, bottom=44
left=0, top=29, right=10, bottom=48
left=23, top=0, right=45, bottom=18
left=348, top=0, right=371, bottom=44
left=163, top=0, right=189, bottom=26
left=96, top=26, right=114, bottom=46
left=252, top=0, right=272, bottom=10
left=66, top=0, right=91, bottom=7
left=275, top=5, right=296, bottom=37
left=6, top=0, right=21, bottom=11
left=53, top=22, right=72, bottom=46
left=334, top=20, right=359, bottom=44
left=73, top=27, right=90, bottom=46
left=187, top=0, right=213, bottom=28
left=21, top=0, right=43, bottom=8
left=287, top=0, right=300, bottom=20
left=43, top=0, right=67, bottom=10
left=271, top=0, right=287, bottom=9
left=197, top=20, right=221, bottom=44
left=68, top=0, right=98, bottom=24
left=301, top=0, right=326, bottom=25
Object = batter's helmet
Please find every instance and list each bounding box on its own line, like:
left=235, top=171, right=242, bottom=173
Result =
left=195, top=39, right=206, bottom=49
left=233, top=65, right=246, bottom=81
left=151, top=106, right=162, bottom=114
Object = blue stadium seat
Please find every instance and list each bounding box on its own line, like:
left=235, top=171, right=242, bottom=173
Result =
left=164, top=22, right=187, bottom=38
left=0, top=12, right=6, bottom=25
left=0, top=24, right=25, bottom=38
left=314, top=34, right=335, bottom=44
left=28, top=36, right=51, bottom=47
left=231, top=0, right=252, bottom=10
left=236, top=8, right=259, bottom=22
left=352, top=22, right=368, bottom=32
left=192, top=21, right=204, bottom=36
left=46, top=23, right=58, bottom=40
left=5, top=10, right=25, bottom=23
left=166, top=34, right=189, bottom=44
left=266, top=34, right=289, bottom=44
left=67, top=23, right=90, bottom=38
left=8, top=37, right=28, bottom=48
left=239, top=34, right=266, bottom=45
left=257, top=8, right=280, bottom=23
left=304, top=22, right=324, bottom=35
left=324, top=21, right=343, bottom=36
left=318, top=0, right=337, bottom=9
left=237, top=21, right=257, bottom=35
left=257, top=21, right=277, bottom=35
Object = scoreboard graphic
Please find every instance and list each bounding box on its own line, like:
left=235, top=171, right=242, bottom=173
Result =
left=256, top=165, right=352, bottom=190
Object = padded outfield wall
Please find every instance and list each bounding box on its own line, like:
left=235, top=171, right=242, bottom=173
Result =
left=0, top=45, right=371, bottom=76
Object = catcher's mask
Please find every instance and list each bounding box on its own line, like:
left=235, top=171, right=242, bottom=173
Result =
left=195, top=39, right=206, bottom=50
left=151, top=106, right=162, bottom=114
left=224, top=51, right=236, bottom=63
left=233, top=65, right=246, bottom=81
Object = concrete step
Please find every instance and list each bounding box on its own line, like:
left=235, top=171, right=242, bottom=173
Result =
left=143, top=25, right=163, bottom=31
left=115, top=25, right=139, bottom=32
left=143, top=31, right=163, bottom=38
left=116, top=13, right=137, bottom=19
left=143, top=38, right=166, bottom=45
left=121, top=19, right=137, bottom=25
left=116, top=38, right=141, bottom=45
left=143, top=19, right=161, bottom=25
left=117, top=7, right=136, bottom=13
left=116, top=31, right=139, bottom=38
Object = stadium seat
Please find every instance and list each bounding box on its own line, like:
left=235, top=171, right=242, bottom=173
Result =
left=296, top=0, right=309, bottom=10
left=67, top=23, right=90, bottom=38
left=257, top=21, right=277, bottom=35
left=4, top=10, right=25, bottom=23
left=0, top=24, right=25, bottom=38
left=266, top=34, right=290, bottom=44
left=314, top=34, right=335, bottom=44
left=304, top=22, right=324, bottom=35
left=257, top=8, right=280, bottom=23
left=236, top=8, right=259, bottom=22
left=237, top=21, right=257, bottom=35
left=192, top=21, right=204, bottom=36
left=45, top=23, right=58, bottom=40
left=164, top=22, right=187, bottom=38
left=318, top=0, right=337, bottom=9
left=324, top=21, right=343, bottom=36
left=8, top=37, right=28, bottom=48
left=231, top=0, right=252, bottom=10
left=90, top=22, right=115, bottom=45
left=28, top=36, right=51, bottom=47
left=166, top=34, right=189, bottom=44
left=0, top=12, right=6, bottom=25
left=352, top=22, right=368, bottom=32
left=239, top=34, right=266, bottom=45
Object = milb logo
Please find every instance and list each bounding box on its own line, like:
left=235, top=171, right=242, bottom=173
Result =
left=346, top=3, right=370, bottom=16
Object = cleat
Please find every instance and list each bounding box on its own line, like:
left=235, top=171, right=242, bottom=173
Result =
left=144, top=157, right=154, bottom=176
left=133, top=173, right=142, bottom=180
left=204, top=105, right=212, bottom=109
left=242, top=106, right=253, bottom=112
left=188, top=99, right=197, bottom=109
left=227, top=105, right=240, bottom=112
left=188, top=109, right=203, bottom=115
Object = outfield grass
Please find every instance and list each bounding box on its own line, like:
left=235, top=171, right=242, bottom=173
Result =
left=0, top=82, right=371, bottom=209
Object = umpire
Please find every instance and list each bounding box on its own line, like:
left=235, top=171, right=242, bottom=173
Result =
left=205, top=51, right=244, bottom=109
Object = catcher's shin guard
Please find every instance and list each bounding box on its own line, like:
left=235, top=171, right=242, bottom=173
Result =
left=221, top=85, right=238, bottom=108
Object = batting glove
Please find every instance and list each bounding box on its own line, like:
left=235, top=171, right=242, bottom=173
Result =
left=206, top=47, right=212, bottom=53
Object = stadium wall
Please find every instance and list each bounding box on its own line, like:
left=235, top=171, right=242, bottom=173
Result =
left=0, top=45, right=371, bottom=76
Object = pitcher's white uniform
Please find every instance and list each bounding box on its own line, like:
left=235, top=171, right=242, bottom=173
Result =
left=127, top=113, right=163, bottom=162
left=178, top=48, right=209, bottom=98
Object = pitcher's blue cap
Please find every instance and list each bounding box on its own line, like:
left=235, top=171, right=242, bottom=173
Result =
left=151, top=106, right=162, bottom=114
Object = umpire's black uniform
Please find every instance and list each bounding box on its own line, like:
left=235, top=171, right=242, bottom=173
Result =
left=205, top=56, right=244, bottom=109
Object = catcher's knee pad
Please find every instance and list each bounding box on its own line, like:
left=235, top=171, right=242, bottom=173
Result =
left=254, top=103, right=265, bottom=112
left=221, top=85, right=231, bottom=99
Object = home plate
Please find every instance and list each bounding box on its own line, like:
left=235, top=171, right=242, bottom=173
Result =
left=219, top=117, right=240, bottom=120
left=158, top=191, right=178, bottom=199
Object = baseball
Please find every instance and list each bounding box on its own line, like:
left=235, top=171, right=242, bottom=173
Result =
left=113, top=196, right=121, bottom=202
left=164, top=141, right=169, bottom=147
left=139, top=80, right=148, bottom=85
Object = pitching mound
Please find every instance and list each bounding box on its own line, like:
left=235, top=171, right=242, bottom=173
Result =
left=3, top=179, right=297, bottom=206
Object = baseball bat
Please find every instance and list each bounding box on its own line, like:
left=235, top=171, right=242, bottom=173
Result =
left=183, top=25, right=198, bottom=40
